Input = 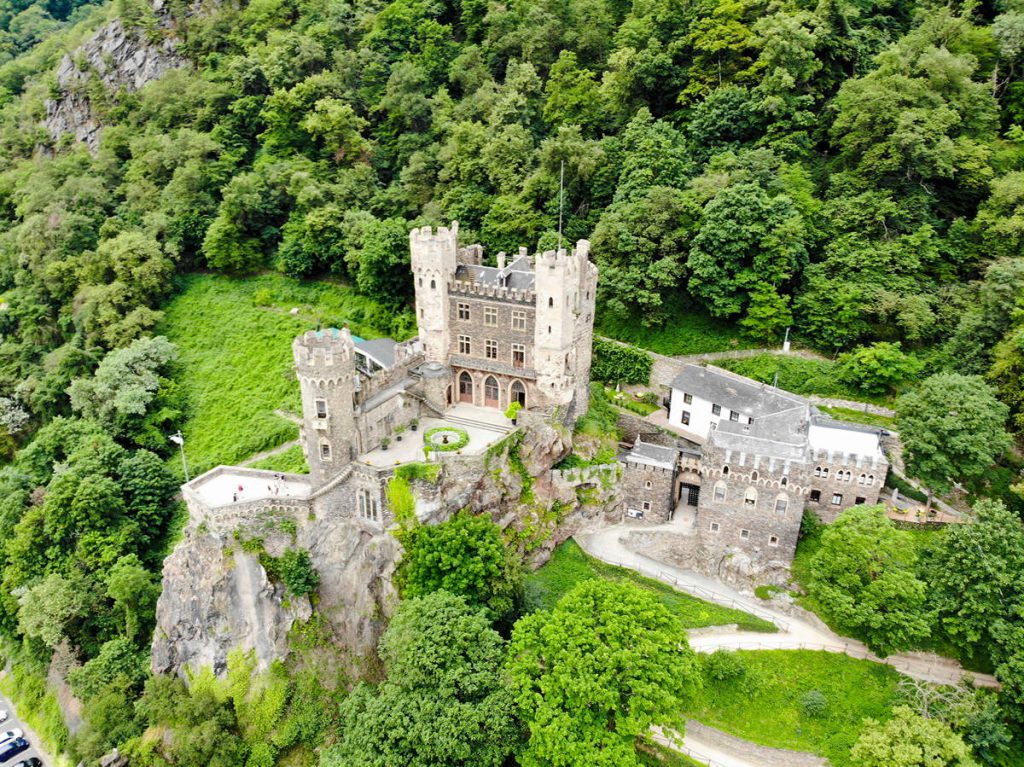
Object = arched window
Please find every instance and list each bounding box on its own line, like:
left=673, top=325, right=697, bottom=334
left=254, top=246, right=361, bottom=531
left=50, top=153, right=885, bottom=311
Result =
left=858, top=473, right=866, bottom=485
left=548, top=297, right=554, bottom=307
left=744, top=487, right=758, bottom=507
left=458, top=371, right=473, bottom=403
left=722, top=465, right=729, bottom=476
left=430, top=279, right=436, bottom=289
left=781, top=476, right=788, bottom=487
left=814, top=467, right=822, bottom=477
left=751, top=470, right=759, bottom=481
left=867, top=474, right=874, bottom=485
left=822, top=467, right=829, bottom=478
left=510, top=380, right=526, bottom=407
left=484, top=376, right=500, bottom=407
left=774, top=494, right=788, bottom=514
left=644, top=480, right=652, bottom=490
left=713, top=481, right=727, bottom=502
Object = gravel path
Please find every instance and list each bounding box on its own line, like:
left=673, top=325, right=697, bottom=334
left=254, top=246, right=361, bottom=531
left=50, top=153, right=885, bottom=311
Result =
left=576, top=525, right=997, bottom=688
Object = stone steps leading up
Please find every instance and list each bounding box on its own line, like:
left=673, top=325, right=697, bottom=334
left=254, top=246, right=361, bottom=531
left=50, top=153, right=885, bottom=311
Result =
left=443, top=413, right=513, bottom=435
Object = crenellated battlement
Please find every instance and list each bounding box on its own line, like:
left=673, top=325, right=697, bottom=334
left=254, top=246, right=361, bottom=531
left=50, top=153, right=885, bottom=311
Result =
left=448, top=279, right=535, bottom=304
left=293, top=327, right=355, bottom=374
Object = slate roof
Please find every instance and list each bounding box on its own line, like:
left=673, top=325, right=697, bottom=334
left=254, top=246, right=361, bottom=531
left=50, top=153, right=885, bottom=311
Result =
left=355, top=338, right=398, bottom=369
left=454, top=255, right=536, bottom=291
left=670, top=364, right=805, bottom=417
left=625, top=440, right=680, bottom=470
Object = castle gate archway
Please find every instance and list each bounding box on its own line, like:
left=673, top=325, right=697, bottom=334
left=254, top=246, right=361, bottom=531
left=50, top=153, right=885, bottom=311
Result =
left=459, top=371, right=474, bottom=404
left=484, top=376, right=500, bottom=408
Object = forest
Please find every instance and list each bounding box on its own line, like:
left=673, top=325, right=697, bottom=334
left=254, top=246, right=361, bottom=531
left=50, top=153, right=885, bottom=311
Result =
left=0, top=0, right=1020, bottom=762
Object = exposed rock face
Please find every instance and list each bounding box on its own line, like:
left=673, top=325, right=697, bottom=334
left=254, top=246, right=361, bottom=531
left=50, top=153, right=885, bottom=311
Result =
left=44, top=3, right=187, bottom=152
left=151, top=534, right=311, bottom=677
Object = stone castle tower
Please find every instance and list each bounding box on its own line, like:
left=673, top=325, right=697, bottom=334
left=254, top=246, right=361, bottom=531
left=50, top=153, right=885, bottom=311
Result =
left=292, top=327, right=359, bottom=485
left=410, top=221, right=598, bottom=419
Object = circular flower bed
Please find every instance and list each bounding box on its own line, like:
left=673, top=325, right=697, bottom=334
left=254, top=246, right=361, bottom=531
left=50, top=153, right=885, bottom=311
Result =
left=423, top=426, right=469, bottom=452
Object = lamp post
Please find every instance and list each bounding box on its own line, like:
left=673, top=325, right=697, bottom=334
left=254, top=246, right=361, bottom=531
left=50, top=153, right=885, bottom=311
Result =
left=169, top=430, right=190, bottom=482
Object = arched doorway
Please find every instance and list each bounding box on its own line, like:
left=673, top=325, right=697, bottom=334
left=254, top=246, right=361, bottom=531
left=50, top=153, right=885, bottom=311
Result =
left=510, top=380, right=526, bottom=408
left=484, top=376, right=500, bottom=408
left=445, top=385, right=452, bottom=406
left=459, top=371, right=474, bottom=404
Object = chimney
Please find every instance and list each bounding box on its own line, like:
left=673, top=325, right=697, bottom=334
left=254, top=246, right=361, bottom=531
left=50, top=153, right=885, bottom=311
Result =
left=497, top=251, right=506, bottom=269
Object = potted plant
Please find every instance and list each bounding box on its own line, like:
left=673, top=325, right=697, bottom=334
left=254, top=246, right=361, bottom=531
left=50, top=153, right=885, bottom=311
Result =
left=505, top=401, right=522, bottom=424
left=410, top=418, right=419, bottom=432
left=382, top=437, right=391, bottom=451
left=395, top=423, right=407, bottom=442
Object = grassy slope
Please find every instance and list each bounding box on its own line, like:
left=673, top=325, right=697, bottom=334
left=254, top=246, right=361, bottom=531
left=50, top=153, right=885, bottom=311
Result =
left=249, top=444, right=309, bottom=474
left=524, top=540, right=776, bottom=632
left=596, top=302, right=756, bottom=356
left=716, top=355, right=891, bottom=406
left=685, top=650, right=900, bottom=767
left=159, top=273, right=395, bottom=476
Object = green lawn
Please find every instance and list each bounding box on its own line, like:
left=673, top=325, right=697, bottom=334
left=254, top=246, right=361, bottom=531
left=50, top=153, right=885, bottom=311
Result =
left=819, top=405, right=895, bottom=430
left=159, top=273, right=404, bottom=477
left=716, top=355, right=891, bottom=406
left=686, top=650, right=901, bottom=767
left=595, top=303, right=756, bottom=356
left=524, top=540, right=776, bottom=632
left=249, top=444, right=309, bottom=474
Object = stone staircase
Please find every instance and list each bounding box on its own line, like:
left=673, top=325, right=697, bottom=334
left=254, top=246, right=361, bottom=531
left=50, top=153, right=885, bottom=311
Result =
left=443, top=412, right=513, bottom=435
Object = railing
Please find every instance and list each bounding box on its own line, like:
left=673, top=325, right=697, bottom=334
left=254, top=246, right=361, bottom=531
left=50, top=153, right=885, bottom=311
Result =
left=579, top=544, right=789, bottom=631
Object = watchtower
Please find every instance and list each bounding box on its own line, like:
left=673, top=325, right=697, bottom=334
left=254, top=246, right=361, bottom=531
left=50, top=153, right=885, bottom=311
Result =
left=410, top=223, right=459, bottom=366
left=292, top=327, right=359, bottom=485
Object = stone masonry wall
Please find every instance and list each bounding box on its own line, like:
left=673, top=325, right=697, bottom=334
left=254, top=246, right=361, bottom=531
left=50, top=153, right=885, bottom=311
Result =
left=621, top=462, right=674, bottom=524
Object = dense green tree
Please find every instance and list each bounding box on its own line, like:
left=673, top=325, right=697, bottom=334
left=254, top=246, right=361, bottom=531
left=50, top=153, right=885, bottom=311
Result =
left=395, top=510, right=522, bottom=625
left=835, top=342, right=922, bottom=396
left=895, top=374, right=1012, bottom=500
left=323, top=591, right=519, bottom=767
left=507, top=579, right=700, bottom=766
left=850, top=706, right=979, bottom=767
left=807, top=506, right=931, bottom=654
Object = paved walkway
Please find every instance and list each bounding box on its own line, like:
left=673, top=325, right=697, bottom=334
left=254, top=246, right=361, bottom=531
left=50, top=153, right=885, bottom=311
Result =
left=575, top=525, right=998, bottom=688
left=653, top=723, right=827, bottom=767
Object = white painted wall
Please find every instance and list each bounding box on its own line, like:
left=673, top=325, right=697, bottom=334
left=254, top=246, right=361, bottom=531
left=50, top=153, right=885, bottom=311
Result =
left=808, top=423, right=881, bottom=458
left=668, top=388, right=751, bottom=438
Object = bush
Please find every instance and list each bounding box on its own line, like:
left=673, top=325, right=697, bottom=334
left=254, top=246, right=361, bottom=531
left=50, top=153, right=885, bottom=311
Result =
left=885, top=469, right=928, bottom=503
left=276, top=549, right=319, bottom=598
left=423, top=426, right=469, bottom=452
left=702, top=650, right=747, bottom=682
left=591, top=338, right=653, bottom=385
left=800, top=689, right=828, bottom=718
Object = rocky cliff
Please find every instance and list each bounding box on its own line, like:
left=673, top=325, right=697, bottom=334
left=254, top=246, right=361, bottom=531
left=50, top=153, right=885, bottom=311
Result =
left=44, top=1, right=187, bottom=151
left=152, top=414, right=620, bottom=678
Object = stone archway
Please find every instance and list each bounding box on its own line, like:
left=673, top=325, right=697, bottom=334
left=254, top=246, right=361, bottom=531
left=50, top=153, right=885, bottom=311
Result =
left=484, top=376, right=500, bottom=408
left=459, top=371, right=474, bottom=404
left=510, top=379, right=526, bottom=409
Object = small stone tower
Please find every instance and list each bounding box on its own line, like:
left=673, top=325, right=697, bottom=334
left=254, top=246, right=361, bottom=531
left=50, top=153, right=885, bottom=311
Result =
left=534, top=240, right=598, bottom=417
left=410, top=222, right=459, bottom=365
left=293, top=327, right=359, bottom=486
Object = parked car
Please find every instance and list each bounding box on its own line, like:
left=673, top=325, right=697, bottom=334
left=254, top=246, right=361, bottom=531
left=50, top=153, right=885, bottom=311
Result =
left=0, top=712, right=8, bottom=723
left=0, top=732, right=22, bottom=745
left=13, top=758, right=41, bottom=767
left=0, top=738, right=27, bottom=763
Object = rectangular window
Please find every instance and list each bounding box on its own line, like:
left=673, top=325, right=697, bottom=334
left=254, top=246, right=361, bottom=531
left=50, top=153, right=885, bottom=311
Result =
left=810, top=489, right=821, bottom=502
left=457, top=302, right=470, bottom=320
left=729, top=410, right=740, bottom=422
left=359, top=489, right=379, bottom=521
left=315, top=399, right=328, bottom=419
left=485, top=340, right=498, bottom=359
left=831, top=493, right=843, bottom=506
left=775, top=498, right=788, bottom=514
left=712, top=403, right=721, bottom=416
left=681, top=410, right=691, bottom=426
left=459, top=335, right=471, bottom=354
left=713, top=484, right=726, bottom=502
left=320, top=443, right=331, bottom=460
left=511, top=310, right=526, bottom=331
left=769, top=535, right=779, bottom=546
left=512, top=344, right=526, bottom=368
left=855, top=496, right=866, bottom=505
left=710, top=522, right=720, bottom=533
left=484, top=307, right=497, bottom=326
left=740, top=529, right=750, bottom=539
left=642, top=501, right=651, bottom=511
left=683, top=392, right=693, bottom=404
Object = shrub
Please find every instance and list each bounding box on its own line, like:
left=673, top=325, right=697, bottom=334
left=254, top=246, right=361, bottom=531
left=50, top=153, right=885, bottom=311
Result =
left=253, top=288, right=274, bottom=307
left=423, top=426, right=469, bottom=452
left=276, top=549, right=319, bottom=598
left=800, top=689, right=828, bottom=718
left=591, top=338, right=653, bottom=385
left=702, top=650, right=747, bottom=682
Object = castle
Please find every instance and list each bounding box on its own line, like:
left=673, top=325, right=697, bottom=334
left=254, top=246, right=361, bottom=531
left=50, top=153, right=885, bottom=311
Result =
left=619, top=364, right=889, bottom=574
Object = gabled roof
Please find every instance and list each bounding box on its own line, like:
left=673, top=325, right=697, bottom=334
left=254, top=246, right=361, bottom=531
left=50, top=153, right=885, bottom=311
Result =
left=625, top=439, right=679, bottom=470
left=355, top=338, right=397, bottom=369
left=670, top=364, right=805, bottom=417
left=454, top=255, right=536, bottom=291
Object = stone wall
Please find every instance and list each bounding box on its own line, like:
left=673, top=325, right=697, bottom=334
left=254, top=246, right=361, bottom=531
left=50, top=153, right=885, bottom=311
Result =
left=805, top=449, right=887, bottom=523
left=621, top=462, right=674, bottom=524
